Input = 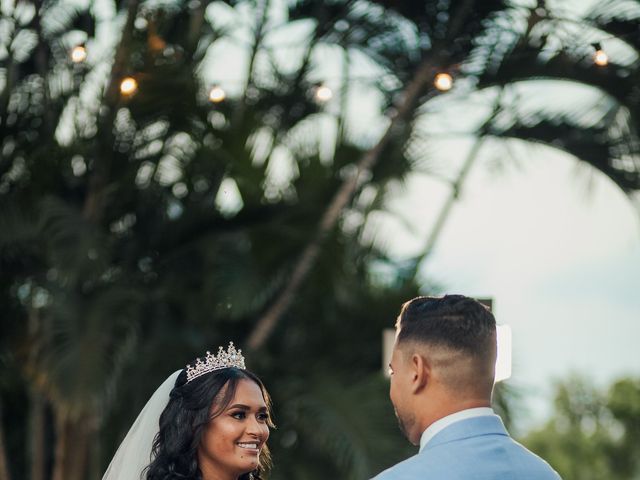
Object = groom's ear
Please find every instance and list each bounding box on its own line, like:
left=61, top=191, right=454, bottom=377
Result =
left=410, top=353, right=429, bottom=394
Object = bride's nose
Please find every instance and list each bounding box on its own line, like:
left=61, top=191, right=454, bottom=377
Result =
left=245, top=416, right=266, bottom=437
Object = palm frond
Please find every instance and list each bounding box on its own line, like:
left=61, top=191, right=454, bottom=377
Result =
left=273, top=374, right=412, bottom=480
left=37, top=195, right=109, bottom=283
left=0, top=199, right=41, bottom=260
left=490, top=114, right=640, bottom=192
left=33, top=283, right=143, bottom=417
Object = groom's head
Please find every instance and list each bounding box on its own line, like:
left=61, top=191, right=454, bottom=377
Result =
left=388, top=295, right=497, bottom=445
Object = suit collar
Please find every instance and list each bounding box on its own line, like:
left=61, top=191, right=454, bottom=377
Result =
left=422, top=414, right=509, bottom=451
left=419, top=408, right=494, bottom=452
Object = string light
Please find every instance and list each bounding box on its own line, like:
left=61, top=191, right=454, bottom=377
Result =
left=592, top=43, right=608, bottom=66
left=148, top=33, right=167, bottom=53
left=434, top=72, right=453, bottom=92
left=208, top=85, right=226, bottom=103
left=120, top=77, right=138, bottom=96
left=313, top=84, right=333, bottom=103
left=70, top=45, right=87, bottom=63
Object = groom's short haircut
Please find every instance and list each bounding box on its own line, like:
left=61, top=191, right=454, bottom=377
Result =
left=396, top=295, right=497, bottom=393
left=396, top=294, right=496, bottom=356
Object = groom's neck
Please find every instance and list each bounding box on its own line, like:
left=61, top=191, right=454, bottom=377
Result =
left=418, top=390, right=492, bottom=432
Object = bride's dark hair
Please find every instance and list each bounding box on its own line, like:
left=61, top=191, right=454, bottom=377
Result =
left=145, top=367, right=273, bottom=480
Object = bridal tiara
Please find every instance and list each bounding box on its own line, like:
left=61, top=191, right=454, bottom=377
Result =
left=186, top=342, right=246, bottom=383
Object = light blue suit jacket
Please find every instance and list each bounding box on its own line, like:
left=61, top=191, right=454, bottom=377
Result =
left=372, top=415, right=561, bottom=480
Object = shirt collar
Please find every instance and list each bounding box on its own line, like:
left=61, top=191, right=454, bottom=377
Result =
left=419, top=407, right=495, bottom=452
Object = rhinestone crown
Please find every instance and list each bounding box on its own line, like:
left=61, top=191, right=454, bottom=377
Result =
left=186, top=342, right=246, bottom=383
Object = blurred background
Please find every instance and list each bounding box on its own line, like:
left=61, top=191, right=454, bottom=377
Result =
left=1, top=0, right=639, bottom=479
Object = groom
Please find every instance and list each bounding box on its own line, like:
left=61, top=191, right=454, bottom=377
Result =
left=373, top=295, right=560, bottom=479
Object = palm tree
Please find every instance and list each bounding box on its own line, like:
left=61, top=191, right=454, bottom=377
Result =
left=246, top=0, right=514, bottom=349
left=1, top=0, right=424, bottom=477
left=472, top=1, right=640, bottom=195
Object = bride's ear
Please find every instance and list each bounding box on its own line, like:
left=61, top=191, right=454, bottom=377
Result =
left=410, top=354, right=428, bottom=394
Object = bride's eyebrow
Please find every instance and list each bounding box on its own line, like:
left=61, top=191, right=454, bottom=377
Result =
left=227, top=404, right=267, bottom=411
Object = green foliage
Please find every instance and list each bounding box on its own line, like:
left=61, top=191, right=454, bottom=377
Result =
left=522, top=375, right=640, bottom=480
left=269, top=374, right=413, bottom=480
left=1, top=0, right=431, bottom=478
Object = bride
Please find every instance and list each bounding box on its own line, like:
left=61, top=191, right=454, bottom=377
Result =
left=103, top=342, right=274, bottom=480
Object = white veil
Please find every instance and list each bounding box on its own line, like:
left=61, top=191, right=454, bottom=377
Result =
left=102, top=370, right=182, bottom=480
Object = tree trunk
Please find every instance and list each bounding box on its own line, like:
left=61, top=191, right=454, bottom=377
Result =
left=0, top=400, right=13, bottom=480
left=417, top=89, right=505, bottom=267
left=83, top=0, right=141, bottom=223
left=245, top=58, right=439, bottom=351
left=29, top=392, right=46, bottom=480
left=51, top=411, right=96, bottom=480
left=244, top=0, right=485, bottom=351
left=233, top=0, right=269, bottom=126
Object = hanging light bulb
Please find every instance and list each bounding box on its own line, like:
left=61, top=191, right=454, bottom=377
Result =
left=71, top=45, right=87, bottom=63
left=434, top=72, right=453, bottom=92
left=593, top=43, right=608, bottom=66
left=313, top=84, right=333, bottom=103
left=208, top=85, right=226, bottom=103
left=120, top=77, right=138, bottom=96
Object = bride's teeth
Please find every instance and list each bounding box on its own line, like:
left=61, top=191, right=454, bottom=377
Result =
left=237, top=443, right=258, bottom=449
